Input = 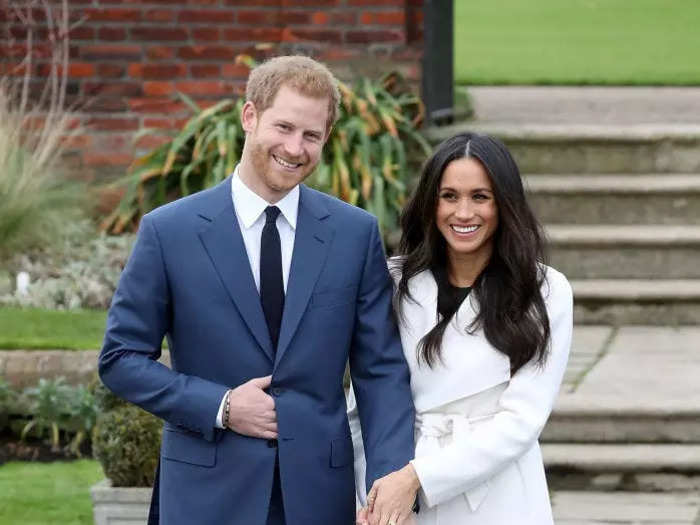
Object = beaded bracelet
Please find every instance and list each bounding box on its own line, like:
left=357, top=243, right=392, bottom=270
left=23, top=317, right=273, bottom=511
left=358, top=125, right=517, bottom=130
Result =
left=222, top=389, right=232, bottom=429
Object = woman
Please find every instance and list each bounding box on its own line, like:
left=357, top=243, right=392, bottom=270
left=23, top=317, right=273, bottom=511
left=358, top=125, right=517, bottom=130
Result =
left=348, top=132, right=573, bottom=525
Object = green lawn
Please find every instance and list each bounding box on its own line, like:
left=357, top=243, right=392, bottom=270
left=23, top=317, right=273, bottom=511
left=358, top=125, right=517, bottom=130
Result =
left=0, top=460, right=103, bottom=525
left=455, top=0, right=700, bottom=85
left=0, top=307, right=107, bottom=350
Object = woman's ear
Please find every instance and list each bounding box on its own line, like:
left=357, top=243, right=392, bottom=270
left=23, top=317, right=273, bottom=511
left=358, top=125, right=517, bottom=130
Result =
left=240, top=101, right=257, bottom=133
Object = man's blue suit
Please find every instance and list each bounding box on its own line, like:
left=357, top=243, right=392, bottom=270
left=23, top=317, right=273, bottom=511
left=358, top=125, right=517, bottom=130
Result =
left=98, top=177, right=416, bottom=524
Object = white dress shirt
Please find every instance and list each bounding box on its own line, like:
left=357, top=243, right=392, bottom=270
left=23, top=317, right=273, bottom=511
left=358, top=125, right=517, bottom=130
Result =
left=216, top=166, right=300, bottom=428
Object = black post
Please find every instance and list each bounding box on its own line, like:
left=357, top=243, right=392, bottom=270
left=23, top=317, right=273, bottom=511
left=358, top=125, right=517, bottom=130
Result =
left=422, top=0, right=454, bottom=126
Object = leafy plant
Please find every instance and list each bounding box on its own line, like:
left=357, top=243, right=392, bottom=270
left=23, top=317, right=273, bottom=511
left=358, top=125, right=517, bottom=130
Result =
left=101, top=70, right=431, bottom=240
left=0, top=377, right=15, bottom=431
left=20, top=377, right=97, bottom=456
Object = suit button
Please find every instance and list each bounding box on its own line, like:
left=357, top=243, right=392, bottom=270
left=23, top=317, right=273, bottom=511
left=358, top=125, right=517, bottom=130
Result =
left=271, top=387, right=283, bottom=397
left=267, top=439, right=278, bottom=448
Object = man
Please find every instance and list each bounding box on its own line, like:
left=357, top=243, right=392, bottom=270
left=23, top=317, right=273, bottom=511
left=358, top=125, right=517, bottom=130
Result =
left=99, top=55, right=415, bottom=525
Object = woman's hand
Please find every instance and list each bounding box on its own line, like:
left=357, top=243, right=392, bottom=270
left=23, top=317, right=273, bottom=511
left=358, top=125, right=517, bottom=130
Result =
left=366, top=464, right=421, bottom=525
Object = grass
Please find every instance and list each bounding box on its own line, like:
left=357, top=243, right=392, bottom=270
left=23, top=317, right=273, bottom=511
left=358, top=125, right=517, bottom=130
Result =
left=0, top=460, right=103, bottom=525
left=0, top=307, right=107, bottom=350
left=455, top=0, right=700, bottom=85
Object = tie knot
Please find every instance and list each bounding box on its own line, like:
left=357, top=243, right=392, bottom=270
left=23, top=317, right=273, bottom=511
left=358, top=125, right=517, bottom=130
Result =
left=265, top=206, right=280, bottom=225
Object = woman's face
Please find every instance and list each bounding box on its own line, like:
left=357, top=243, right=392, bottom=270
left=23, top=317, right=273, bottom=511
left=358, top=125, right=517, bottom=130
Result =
left=435, top=157, right=499, bottom=262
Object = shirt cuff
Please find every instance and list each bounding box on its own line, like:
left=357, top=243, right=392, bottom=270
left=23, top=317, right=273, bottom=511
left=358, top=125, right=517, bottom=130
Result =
left=215, top=392, right=227, bottom=429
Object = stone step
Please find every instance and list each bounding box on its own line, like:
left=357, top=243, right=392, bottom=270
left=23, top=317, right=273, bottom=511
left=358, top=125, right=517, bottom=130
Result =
left=526, top=174, right=700, bottom=225
left=543, top=443, right=700, bottom=473
left=544, top=444, right=700, bottom=492
left=426, top=123, right=700, bottom=173
left=467, top=86, right=700, bottom=125
left=546, top=225, right=700, bottom=279
left=570, top=279, right=700, bottom=325
left=550, top=491, right=700, bottom=524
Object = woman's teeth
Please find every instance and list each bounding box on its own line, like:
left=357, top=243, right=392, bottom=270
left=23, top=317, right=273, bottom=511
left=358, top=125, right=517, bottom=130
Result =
left=451, top=225, right=479, bottom=234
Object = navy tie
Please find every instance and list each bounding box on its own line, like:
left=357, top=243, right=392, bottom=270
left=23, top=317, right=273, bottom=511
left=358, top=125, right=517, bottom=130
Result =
left=260, top=206, right=284, bottom=351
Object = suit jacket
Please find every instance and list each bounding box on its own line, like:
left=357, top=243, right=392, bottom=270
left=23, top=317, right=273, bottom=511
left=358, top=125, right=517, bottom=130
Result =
left=99, top=178, right=416, bottom=525
left=349, top=263, right=573, bottom=524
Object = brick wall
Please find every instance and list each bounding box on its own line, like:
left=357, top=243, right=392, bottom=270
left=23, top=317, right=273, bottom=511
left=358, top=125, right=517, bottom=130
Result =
left=1, top=0, right=424, bottom=180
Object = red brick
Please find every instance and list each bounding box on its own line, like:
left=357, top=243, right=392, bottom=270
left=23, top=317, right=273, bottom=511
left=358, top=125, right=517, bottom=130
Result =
left=97, top=63, right=126, bottom=78
left=86, top=117, right=140, bottom=131
left=222, top=64, right=250, bottom=78
left=143, top=9, right=175, bottom=22
left=346, top=30, right=404, bottom=44
left=175, top=81, right=228, bottom=96
left=128, top=63, right=187, bottom=80
left=70, top=26, right=95, bottom=40
left=347, top=0, right=403, bottom=4
left=191, top=28, right=221, bottom=42
left=83, top=8, right=142, bottom=22
left=135, top=134, right=172, bottom=150
left=224, top=0, right=278, bottom=4
left=87, top=97, right=129, bottom=112
left=359, top=10, right=405, bottom=25
left=144, top=117, right=176, bottom=129
left=61, top=134, right=93, bottom=149
left=131, top=27, right=188, bottom=41
left=236, top=10, right=280, bottom=25
left=318, top=47, right=363, bottom=62
left=81, top=44, right=142, bottom=60
left=177, top=10, right=235, bottom=23
left=178, top=46, right=237, bottom=60
left=186, top=0, right=221, bottom=4
left=330, top=13, right=358, bottom=25
left=146, top=46, right=176, bottom=60
left=282, top=28, right=342, bottom=44
left=84, top=82, right=143, bottom=97
left=280, top=0, right=340, bottom=5
left=95, top=134, right=131, bottom=151
left=190, top=64, right=221, bottom=77
left=0, top=63, right=27, bottom=76
left=143, top=81, right=175, bottom=96
left=83, top=152, right=133, bottom=167
left=223, top=28, right=283, bottom=42
left=98, top=27, right=127, bottom=41
left=36, top=62, right=95, bottom=78
left=128, top=98, right=185, bottom=114
left=311, top=11, right=328, bottom=24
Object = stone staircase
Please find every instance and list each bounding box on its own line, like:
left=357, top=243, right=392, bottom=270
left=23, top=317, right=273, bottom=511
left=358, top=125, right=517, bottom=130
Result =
left=427, top=89, right=700, bottom=522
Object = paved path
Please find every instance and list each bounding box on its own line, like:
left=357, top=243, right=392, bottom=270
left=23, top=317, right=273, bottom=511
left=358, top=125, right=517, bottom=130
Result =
left=551, top=491, right=700, bottom=524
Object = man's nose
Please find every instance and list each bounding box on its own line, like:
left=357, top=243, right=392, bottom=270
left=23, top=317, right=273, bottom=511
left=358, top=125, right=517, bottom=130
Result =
left=283, top=134, right=304, bottom=158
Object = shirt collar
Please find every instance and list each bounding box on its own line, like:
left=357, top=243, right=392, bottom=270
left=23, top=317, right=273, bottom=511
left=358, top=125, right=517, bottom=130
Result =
left=231, top=165, right=299, bottom=230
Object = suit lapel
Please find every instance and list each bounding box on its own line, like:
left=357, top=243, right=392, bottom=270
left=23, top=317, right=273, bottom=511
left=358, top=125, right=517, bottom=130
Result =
left=197, top=178, right=275, bottom=362
left=275, top=186, right=333, bottom=368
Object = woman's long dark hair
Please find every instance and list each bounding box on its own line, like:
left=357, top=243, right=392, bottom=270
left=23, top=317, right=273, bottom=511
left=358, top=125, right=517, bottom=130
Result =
left=396, top=132, right=550, bottom=374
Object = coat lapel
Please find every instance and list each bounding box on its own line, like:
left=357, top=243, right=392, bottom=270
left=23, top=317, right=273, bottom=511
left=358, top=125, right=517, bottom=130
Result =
left=274, top=186, right=333, bottom=368
left=197, top=178, right=275, bottom=362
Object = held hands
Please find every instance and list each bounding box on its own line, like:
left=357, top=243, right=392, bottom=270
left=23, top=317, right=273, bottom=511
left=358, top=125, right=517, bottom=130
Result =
left=357, top=464, right=421, bottom=525
left=225, top=375, right=278, bottom=439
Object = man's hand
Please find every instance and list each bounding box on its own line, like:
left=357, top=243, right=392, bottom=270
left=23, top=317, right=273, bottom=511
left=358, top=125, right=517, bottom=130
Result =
left=366, top=464, right=420, bottom=525
left=226, top=375, right=278, bottom=439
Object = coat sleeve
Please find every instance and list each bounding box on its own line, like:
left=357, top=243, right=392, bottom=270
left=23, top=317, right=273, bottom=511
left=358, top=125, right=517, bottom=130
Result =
left=348, top=219, right=416, bottom=496
left=410, top=270, right=573, bottom=507
left=98, top=214, right=228, bottom=442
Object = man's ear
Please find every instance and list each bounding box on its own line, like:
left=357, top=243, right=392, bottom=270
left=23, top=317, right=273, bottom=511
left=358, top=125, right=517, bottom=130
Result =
left=241, top=101, right=257, bottom=133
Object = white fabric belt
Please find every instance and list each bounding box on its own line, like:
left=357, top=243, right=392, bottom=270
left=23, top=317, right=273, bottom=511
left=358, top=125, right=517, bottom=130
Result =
left=415, top=412, right=494, bottom=513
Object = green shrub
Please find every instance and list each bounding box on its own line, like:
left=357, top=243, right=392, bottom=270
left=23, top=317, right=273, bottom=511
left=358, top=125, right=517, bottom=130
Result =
left=92, top=403, right=161, bottom=487
left=101, top=68, right=430, bottom=242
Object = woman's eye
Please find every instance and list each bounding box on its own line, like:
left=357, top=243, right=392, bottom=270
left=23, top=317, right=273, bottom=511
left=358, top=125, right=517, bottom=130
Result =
left=473, top=193, right=488, bottom=201
left=440, top=192, right=456, bottom=201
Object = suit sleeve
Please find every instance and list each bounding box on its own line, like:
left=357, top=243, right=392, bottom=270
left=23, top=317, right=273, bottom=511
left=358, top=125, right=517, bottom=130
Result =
left=410, top=270, right=573, bottom=507
left=98, top=214, right=228, bottom=442
left=348, top=219, right=416, bottom=495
